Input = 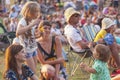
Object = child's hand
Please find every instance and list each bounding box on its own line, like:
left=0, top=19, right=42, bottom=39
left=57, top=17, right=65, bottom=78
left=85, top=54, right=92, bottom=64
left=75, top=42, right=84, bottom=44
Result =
left=30, top=18, right=41, bottom=27
left=88, top=42, right=93, bottom=48
left=80, top=62, right=87, bottom=68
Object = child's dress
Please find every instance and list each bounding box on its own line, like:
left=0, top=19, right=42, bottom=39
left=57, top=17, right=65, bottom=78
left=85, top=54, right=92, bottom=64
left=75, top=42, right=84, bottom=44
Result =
left=90, top=60, right=111, bottom=80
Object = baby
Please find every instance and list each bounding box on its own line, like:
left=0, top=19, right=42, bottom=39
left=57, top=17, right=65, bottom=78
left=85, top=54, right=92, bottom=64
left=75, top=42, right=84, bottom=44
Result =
left=80, top=44, right=111, bottom=80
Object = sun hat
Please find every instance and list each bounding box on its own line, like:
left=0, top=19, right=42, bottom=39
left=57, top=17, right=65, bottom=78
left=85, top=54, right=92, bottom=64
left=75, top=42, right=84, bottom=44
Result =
left=64, top=7, right=80, bottom=23
left=102, top=18, right=115, bottom=29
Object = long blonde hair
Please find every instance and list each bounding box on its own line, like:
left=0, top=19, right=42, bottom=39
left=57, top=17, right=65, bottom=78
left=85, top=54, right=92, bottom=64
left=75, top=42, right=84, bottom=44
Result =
left=20, top=1, right=40, bottom=19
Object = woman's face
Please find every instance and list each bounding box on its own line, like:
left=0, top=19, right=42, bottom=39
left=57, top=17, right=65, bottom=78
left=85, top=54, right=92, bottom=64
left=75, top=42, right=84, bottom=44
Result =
left=109, top=25, right=116, bottom=33
left=42, top=25, right=51, bottom=35
left=15, top=49, right=26, bottom=62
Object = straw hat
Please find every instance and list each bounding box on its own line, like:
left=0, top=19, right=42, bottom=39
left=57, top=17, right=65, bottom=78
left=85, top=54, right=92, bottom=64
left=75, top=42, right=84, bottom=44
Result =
left=64, top=7, right=80, bottom=23
left=102, top=18, right=115, bottom=29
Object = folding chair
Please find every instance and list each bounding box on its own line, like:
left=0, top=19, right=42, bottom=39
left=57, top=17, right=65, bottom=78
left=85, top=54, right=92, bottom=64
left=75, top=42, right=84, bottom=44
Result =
left=82, top=24, right=99, bottom=42
left=0, top=23, right=16, bottom=51
left=66, top=44, right=94, bottom=76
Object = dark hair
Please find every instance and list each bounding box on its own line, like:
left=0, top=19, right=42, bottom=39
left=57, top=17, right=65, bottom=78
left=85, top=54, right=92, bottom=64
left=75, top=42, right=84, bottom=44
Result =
left=3, top=44, right=23, bottom=80
left=95, top=44, right=111, bottom=62
left=39, top=20, right=51, bottom=28
left=97, top=18, right=103, bottom=28
left=38, top=20, right=51, bottom=37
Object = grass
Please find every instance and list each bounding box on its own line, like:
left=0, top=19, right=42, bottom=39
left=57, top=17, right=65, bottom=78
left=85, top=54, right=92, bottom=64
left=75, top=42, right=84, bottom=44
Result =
left=0, top=50, right=92, bottom=80
left=0, top=51, right=5, bottom=79
left=0, top=49, right=115, bottom=80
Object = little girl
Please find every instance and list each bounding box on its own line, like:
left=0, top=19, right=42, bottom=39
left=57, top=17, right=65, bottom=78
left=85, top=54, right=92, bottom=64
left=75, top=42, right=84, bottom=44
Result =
left=16, top=1, right=41, bottom=73
left=80, top=44, right=111, bottom=80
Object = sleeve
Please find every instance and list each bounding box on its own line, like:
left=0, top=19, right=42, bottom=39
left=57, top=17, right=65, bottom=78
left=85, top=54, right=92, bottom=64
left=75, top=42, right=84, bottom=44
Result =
left=92, top=63, right=102, bottom=73
left=23, top=65, right=34, bottom=77
left=94, top=30, right=106, bottom=42
left=103, top=33, right=114, bottom=45
left=17, top=18, right=27, bottom=29
left=69, top=29, right=82, bottom=43
left=5, top=70, right=17, bottom=80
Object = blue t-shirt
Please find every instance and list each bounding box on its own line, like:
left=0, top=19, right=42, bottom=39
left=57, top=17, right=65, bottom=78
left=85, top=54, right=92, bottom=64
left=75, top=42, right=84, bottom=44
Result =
left=5, top=64, right=34, bottom=80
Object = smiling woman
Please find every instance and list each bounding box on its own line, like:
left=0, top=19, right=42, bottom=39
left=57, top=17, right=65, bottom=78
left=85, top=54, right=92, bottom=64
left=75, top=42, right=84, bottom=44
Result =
left=36, top=20, right=67, bottom=80
left=2, top=44, right=38, bottom=80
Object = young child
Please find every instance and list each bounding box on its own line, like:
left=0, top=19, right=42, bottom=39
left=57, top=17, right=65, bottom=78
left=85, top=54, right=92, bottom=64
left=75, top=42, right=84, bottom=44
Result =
left=9, top=17, right=17, bottom=32
left=16, top=1, right=41, bottom=73
left=80, top=44, right=111, bottom=80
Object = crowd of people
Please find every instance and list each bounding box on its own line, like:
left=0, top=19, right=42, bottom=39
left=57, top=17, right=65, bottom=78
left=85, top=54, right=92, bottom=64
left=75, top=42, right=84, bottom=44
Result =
left=0, top=0, right=120, bottom=80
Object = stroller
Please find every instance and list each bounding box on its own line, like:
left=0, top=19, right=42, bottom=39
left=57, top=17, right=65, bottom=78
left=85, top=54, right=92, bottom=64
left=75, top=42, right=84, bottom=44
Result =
left=0, top=23, right=16, bottom=52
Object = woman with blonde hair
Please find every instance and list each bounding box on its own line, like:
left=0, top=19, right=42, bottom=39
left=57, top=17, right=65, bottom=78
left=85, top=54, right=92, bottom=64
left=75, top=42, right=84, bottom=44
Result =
left=16, top=1, right=41, bottom=73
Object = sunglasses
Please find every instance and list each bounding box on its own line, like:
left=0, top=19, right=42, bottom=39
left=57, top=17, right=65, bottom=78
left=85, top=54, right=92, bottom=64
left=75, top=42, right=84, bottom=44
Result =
left=73, top=14, right=80, bottom=17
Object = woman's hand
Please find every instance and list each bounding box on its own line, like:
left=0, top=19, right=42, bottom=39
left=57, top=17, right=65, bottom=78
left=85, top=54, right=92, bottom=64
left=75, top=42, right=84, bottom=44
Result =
left=108, top=55, right=117, bottom=68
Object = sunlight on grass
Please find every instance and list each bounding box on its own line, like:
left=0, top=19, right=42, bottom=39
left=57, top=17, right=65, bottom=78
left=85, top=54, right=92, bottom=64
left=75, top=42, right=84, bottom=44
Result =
left=0, top=51, right=91, bottom=80
left=0, top=49, right=116, bottom=80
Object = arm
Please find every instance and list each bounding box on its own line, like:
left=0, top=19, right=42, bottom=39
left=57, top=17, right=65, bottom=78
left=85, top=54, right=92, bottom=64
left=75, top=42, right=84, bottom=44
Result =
left=112, top=74, right=120, bottom=80
left=30, top=75, right=39, bottom=80
left=80, top=62, right=96, bottom=73
left=16, top=19, right=40, bottom=36
left=109, top=42, right=120, bottom=68
left=76, top=40, right=89, bottom=49
left=54, top=36, right=64, bottom=79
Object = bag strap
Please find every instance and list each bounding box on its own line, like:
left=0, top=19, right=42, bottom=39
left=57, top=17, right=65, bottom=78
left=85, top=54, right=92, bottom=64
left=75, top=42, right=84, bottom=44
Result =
left=45, top=36, right=56, bottom=60
left=37, top=36, right=56, bottom=60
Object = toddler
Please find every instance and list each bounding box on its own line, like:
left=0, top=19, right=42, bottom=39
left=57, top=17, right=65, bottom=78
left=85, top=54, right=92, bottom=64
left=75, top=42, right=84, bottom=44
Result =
left=80, top=44, right=111, bottom=80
